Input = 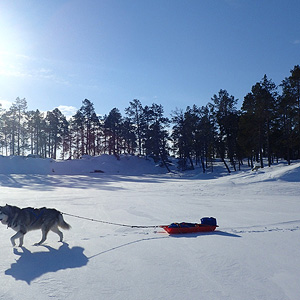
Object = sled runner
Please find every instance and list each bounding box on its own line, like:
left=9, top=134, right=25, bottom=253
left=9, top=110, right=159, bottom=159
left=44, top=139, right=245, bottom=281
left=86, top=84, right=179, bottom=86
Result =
left=161, top=217, right=218, bottom=234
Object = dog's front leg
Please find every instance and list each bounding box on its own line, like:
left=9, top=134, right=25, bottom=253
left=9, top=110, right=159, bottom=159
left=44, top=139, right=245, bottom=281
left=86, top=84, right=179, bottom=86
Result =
left=10, top=231, right=25, bottom=247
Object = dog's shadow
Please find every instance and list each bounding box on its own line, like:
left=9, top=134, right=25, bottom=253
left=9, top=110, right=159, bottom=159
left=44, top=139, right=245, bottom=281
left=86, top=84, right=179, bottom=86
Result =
left=5, top=242, right=88, bottom=285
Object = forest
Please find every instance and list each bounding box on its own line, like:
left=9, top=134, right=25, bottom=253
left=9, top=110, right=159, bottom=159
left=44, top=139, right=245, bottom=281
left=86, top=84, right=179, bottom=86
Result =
left=0, top=65, right=299, bottom=172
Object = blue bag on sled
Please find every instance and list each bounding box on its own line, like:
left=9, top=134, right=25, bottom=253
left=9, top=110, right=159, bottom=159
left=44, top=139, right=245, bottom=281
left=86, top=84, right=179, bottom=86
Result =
left=201, top=217, right=217, bottom=226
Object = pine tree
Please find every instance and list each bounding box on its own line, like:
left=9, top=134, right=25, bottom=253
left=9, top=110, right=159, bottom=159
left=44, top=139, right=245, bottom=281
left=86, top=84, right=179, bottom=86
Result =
left=171, top=107, right=197, bottom=170
left=104, top=108, right=123, bottom=156
left=125, top=99, right=144, bottom=156
left=240, top=76, right=277, bottom=167
left=279, top=65, right=300, bottom=161
left=194, top=105, right=216, bottom=172
left=70, top=110, right=85, bottom=158
left=79, top=99, right=99, bottom=155
left=26, top=110, right=46, bottom=157
left=0, top=111, right=11, bottom=155
left=143, top=104, right=170, bottom=163
left=211, top=89, right=239, bottom=172
left=45, top=108, right=69, bottom=159
left=121, top=118, right=137, bottom=155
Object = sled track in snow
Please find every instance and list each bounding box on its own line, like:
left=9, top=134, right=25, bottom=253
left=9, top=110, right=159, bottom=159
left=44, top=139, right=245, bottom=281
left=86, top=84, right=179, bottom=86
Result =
left=223, top=220, right=300, bottom=235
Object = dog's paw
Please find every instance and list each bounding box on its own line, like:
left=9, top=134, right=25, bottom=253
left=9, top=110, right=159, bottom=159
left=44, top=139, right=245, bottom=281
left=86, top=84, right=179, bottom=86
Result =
left=34, top=241, right=46, bottom=246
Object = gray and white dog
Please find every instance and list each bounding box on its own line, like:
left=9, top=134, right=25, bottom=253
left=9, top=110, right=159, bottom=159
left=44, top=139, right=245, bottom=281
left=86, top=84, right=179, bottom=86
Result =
left=0, top=204, right=71, bottom=247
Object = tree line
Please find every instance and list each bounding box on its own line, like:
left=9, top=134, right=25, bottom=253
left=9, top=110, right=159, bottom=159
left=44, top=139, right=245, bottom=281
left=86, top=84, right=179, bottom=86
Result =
left=0, top=65, right=299, bottom=172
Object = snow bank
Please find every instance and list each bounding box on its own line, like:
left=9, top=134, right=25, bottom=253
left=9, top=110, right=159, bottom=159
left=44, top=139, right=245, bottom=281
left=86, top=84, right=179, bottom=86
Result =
left=0, top=155, right=167, bottom=175
left=0, top=156, right=53, bottom=174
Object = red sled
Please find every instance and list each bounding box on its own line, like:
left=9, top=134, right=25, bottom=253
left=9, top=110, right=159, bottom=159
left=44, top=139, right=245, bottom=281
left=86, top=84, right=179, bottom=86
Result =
left=161, top=218, right=218, bottom=234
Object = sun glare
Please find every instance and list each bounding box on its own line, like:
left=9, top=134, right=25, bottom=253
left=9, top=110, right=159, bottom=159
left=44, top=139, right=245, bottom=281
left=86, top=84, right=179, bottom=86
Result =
left=0, top=12, right=29, bottom=77
left=0, top=18, right=22, bottom=52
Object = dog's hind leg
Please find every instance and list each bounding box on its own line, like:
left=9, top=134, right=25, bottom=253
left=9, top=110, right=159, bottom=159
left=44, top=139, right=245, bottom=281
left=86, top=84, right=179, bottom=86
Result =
left=10, top=231, right=25, bottom=247
left=36, top=228, right=50, bottom=245
left=51, top=225, right=63, bottom=242
left=19, top=235, right=24, bottom=247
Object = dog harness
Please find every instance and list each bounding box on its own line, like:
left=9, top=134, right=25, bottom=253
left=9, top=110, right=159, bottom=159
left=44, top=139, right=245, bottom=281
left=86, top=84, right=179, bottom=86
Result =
left=27, top=207, right=46, bottom=226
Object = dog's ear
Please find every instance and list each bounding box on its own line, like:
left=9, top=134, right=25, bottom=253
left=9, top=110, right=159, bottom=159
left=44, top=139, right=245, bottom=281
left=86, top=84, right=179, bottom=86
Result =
left=2, top=205, right=11, bottom=214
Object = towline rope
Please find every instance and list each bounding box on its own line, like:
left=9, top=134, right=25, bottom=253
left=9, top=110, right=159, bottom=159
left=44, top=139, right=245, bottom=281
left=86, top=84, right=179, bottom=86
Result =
left=62, top=212, right=161, bottom=229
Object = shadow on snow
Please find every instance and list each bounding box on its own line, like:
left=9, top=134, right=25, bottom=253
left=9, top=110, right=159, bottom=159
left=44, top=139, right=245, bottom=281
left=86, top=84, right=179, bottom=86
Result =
left=164, top=230, right=241, bottom=238
left=88, top=230, right=240, bottom=259
left=5, top=242, right=88, bottom=285
left=4, top=230, right=240, bottom=284
left=0, top=174, right=168, bottom=190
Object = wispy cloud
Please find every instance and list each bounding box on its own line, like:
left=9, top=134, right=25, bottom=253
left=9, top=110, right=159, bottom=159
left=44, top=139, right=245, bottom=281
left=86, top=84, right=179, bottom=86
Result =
left=0, top=65, right=71, bottom=85
left=0, top=52, right=70, bottom=85
left=0, top=52, right=33, bottom=78
left=33, top=68, right=71, bottom=85
left=57, top=105, right=78, bottom=118
left=293, top=39, right=300, bottom=45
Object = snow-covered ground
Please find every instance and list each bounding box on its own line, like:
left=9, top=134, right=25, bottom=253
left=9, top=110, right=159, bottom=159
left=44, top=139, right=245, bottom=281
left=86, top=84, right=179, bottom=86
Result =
left=0, top=155, right=300, bottom=300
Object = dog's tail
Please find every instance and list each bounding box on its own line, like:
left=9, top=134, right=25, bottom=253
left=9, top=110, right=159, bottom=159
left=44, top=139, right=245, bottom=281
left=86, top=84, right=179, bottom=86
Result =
left=58, top=213, right=71, bottom=230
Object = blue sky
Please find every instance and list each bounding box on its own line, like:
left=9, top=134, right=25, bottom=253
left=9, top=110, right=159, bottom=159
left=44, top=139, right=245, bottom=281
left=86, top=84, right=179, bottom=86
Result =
left=0, top=0, right=299, bottom=117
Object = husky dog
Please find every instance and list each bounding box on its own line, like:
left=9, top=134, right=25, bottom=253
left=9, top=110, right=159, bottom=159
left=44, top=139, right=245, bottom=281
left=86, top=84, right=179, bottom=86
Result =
left=0, top=204, right=71, bottom=247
